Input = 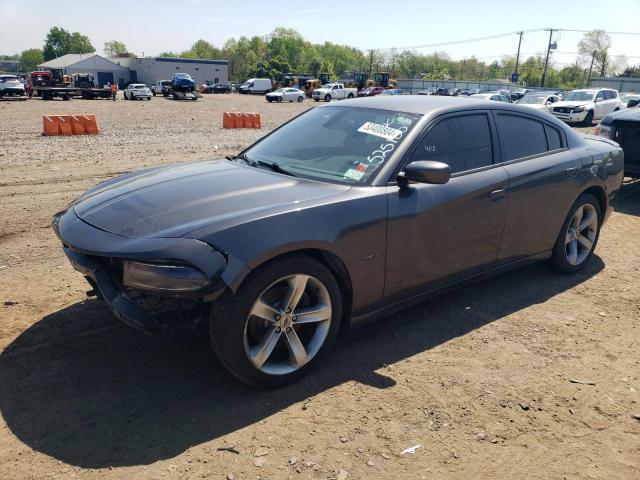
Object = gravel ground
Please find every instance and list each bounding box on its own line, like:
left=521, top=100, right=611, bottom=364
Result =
left=0, top=95, right=639, bottom=480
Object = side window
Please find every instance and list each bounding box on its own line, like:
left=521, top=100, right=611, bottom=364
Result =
left=410, top=114, right=493, bottom=174
left=545, top=124, right=563, bottom=150
left=596, top=91, right=605, bottom=100
left=496, top=114, right=548, bottom=160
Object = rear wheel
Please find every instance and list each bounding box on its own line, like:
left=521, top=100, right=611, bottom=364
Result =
left=210, top=256, right=342, bottom=388
left=551, top=193, right=601, bottom=274
left=348, top=93, right=354, bottom=98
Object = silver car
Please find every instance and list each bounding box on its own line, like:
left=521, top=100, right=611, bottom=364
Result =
left=124, top=83, right=152, bottom=100
left=266, top=88, right=305, bottom=103
left=0, top=75, right=25, bottom=97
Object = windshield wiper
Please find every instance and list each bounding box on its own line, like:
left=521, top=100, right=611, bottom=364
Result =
left=256, top=160, right=297, bottom=177
left=227, top=153, right=258, bottom=167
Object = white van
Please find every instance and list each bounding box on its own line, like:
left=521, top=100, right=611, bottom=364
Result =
left=238, top=78, right=272, bottom=94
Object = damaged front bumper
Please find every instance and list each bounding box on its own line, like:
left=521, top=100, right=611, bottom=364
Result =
left=53, top=207, right=229, bottom=335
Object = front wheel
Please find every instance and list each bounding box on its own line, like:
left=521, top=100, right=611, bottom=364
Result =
left=277, top=96, right=283, bottom=103
left=298, top=96, right=303, bottom=102
left=583, top=110, right=594, bottom=126
left=324, top=94, right=331, bottom=102
left=551, top=193, right=601, bottom=274
left=210, top=256, right=342, bottom=388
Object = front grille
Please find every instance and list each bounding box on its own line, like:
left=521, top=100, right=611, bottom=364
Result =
left=617, top=122, right=640, bottom=165
left=553, top=107, right=572, bottom=114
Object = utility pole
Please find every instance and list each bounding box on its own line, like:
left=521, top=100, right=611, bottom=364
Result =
left=541, top=28, right=554, bottom=88
left=514, top=31, right=523, bottom=76
left=587, top=50, right=596, bottom=86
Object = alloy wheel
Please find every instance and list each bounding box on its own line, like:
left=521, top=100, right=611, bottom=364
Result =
left=243, top=274, right=332, bottom=375
left=565, top=203, right=597, bottom=266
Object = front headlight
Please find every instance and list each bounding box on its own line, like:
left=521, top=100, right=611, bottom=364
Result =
left=572, top=107, right=585, bottom=113
left=594, top=124, right=615, bottom=139
left=123, top=261, right=209, bottom=292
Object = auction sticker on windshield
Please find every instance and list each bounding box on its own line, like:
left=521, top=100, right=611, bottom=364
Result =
left=357, top=122, right=403, bottom=141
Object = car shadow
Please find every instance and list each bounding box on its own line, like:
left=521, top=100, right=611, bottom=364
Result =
left=613, top=178, right=640, bottom=216
left=0, top=258, right=603, bottom=468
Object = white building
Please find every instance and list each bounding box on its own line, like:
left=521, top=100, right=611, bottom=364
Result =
left=115, top=57, right=229, bottom=87
left=38, top=53, right=130, bottom=87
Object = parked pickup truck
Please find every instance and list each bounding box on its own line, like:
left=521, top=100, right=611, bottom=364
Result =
left=312, top=83, right=357, bottom=102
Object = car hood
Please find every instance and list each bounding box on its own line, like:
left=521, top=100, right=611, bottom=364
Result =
left=603, top=106, right=640, bottom=123
left=553, top=100, right=592, bottom=109
left=73, top=160, right=349, bottom=239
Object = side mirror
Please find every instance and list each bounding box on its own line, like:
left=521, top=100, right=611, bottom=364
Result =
left=594, top=97, right=602, bottom=103
left=398, top=161, right=451, bottom=186
left=545, top=100, right=552, bottom=105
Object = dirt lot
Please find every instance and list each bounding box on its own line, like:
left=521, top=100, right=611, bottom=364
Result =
left=1, top=94, right=639, bottom=480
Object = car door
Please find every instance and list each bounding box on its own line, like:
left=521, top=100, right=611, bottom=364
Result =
left=594, top=90, right=607, bottom=119
left=495, top=112, right=583, bottom=261
left=384, top=111, right=510, bottom=300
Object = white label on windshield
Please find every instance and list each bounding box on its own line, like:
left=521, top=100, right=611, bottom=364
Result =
left=357, top=122, right=403, bottom=141
left=344, top=169, right=365, bottom=181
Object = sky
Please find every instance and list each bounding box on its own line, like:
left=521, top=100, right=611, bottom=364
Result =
left=1, top=0, right=639, bottom=68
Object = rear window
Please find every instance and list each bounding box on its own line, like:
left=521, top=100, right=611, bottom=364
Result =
left=545, top=125, right=563, bottom=150
left=496, top=114, right=547, bottom=160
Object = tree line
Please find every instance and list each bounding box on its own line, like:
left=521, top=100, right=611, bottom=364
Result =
left=2, top=27, right=638, bottom=88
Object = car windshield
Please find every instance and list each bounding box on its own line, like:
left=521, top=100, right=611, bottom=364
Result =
left=564, top=91, right=595, bottom=102
left=132, top=84, right=146, bottom=89
left=1, top=76, right=18, bottom=82
left=241, top=106, right=422, bottom=185
left=517, top=95, right=545, bottom=104
left=175, top=74, right=192, bottom=79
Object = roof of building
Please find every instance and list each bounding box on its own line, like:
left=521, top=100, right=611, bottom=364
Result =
left=154, top=57, right=228, bottom=65
left=39, top=53, right=122, bottom=69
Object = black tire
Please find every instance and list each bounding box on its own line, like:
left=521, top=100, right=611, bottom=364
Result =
left=267, top=98, right=272, bottom=103
left=314, top=98, right=319, bottom=102
left=551, top=193, right=601, bottom=274
left=583, top=110, right=594, bottom=126
left=210, top=256, right=343, bottom=388
left=277, top=96, right=283, bottom=103
left=298, top=96, right=303, bottom=102
left=152, top=91, right=156, bottom=96
left=324, top=94, right=331, bottom=102
left=348, top=93, right=354, bottom=98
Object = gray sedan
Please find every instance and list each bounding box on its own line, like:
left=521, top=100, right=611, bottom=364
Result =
left=53, top=96, right=624, bottom=387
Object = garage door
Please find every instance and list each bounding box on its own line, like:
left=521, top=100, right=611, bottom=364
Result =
left=97, top=72, right=114, bottom=87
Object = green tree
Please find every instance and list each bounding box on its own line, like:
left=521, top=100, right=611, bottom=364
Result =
left=103, top=40, right=129, bottom=58
left=577, top=29, right=611, bottom=77
left=43, top=27, right=94, bottom=61
left=19, top=48, right=44, bottom=72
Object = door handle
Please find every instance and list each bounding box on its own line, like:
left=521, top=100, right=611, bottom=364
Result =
left=565, top=167, right=578, bottom=176
left=488, top=189, right=506, bottom=201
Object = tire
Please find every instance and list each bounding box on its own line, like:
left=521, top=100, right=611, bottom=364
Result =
left=324, top=94, right=331, bottom=102
left=298, top=96, right=303, bottom=102
left=314, top=98, right=319, bottom=102
left=267, top=98, right=272, bottom=103
left=348, top=93, right=354, bottom=99
left=583, top=110, right=594, bottom=126
left=152, top=91, right=156, bottom=96
left=210, top=256, right=343, bottom=388
left=277, top=96, right=283, bottom=103
left=551, top=193, right=601, bottom=274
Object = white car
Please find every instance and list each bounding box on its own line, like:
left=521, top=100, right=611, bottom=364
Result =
left=312, top=83, right=357, bottom=102
left=266, top=87, right=305, bottom=103
left=124, top=83, right=152, bottom=100
left=516, top=93, right=562, bottom=111
left=550, top=88, right=623, bottom=125
left=0, top=75, right=25, bottom=97
left=152, top=80, right=171, bottom=96
left=469, top=92, right=512, bottom=103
